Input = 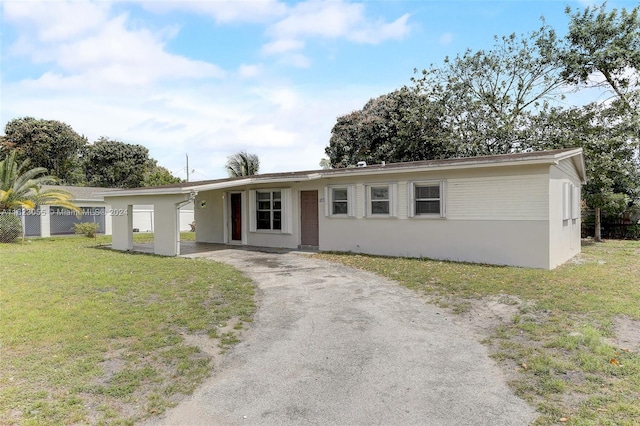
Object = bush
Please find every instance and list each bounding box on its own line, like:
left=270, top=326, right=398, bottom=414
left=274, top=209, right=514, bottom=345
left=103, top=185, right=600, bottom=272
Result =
left=74, top=222, right=100, bottom=238
left=0, top=212, right=23, bottom=243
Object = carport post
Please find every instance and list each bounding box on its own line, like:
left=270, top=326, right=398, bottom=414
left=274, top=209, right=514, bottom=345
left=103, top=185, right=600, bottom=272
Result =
left=111, top=203, right=133, bottom=251
left=153, top=200, right=180, bottom=256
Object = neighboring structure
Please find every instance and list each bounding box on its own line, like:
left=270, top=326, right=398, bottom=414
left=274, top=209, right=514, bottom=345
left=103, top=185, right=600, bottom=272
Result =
left=20, top=185, right=194, bottom=237
left=100, top=148, right=586, bottom=269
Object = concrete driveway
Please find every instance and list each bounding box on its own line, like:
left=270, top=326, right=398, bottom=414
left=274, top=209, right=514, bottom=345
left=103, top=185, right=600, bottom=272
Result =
left=147, top=248, right=536, bottom=426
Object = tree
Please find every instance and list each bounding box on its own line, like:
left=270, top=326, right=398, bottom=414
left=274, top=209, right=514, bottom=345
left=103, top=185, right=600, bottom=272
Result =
left=411, top=25, right=565, bottom=156
left=225, top=151, right=260, bottom=177
left=142, top=165, right=183, bottom=187
left=527, top=103, right=640, bottom=241
left=83, top=137, right=155, bottom=188
left=555, top=2, right=640, bottom=239
left=0, top=151, right=79, bottom=242
left=1, top=117, right=88, bottom=184
left=319, top=158, right=332, bottom=169
left=325, top=88, right=451, bottom=168
left=560, top=3, right=640, bottom=112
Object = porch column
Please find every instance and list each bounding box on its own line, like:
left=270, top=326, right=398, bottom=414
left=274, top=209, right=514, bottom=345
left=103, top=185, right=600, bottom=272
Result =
left=153, top=200, right=179, bottom=256
left=111, top=204, right=133, bottom=251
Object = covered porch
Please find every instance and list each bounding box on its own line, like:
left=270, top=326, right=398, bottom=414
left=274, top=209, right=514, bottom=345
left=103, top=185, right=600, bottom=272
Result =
left=128, top=241, right=297, bottom=257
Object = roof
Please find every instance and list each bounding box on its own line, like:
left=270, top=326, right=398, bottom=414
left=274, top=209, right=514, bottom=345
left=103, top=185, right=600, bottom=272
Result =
left=41, top=185, right=121, bottom=201
left=98, top=148, right=586, bottom=198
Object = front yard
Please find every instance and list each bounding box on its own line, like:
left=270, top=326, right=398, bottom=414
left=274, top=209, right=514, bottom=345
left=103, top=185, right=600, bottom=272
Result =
left=318, top=240, right=640, bottom=425
left=2, top=236, right=639, bottom=425
left=0, top=234, right=255, bottom=425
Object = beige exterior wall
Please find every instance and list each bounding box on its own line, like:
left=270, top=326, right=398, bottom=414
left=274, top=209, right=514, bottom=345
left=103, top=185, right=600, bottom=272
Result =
left=548, top=159, right=582, bottom=268
left=192, top=164, right=572, bottom=268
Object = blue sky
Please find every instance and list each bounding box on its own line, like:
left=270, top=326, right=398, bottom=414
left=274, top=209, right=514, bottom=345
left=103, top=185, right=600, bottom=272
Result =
left=0, top=0, right=631, bottom=180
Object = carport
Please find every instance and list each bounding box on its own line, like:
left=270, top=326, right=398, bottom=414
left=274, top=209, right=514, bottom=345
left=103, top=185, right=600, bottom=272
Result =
left=99, top=189, right=197, bottom=256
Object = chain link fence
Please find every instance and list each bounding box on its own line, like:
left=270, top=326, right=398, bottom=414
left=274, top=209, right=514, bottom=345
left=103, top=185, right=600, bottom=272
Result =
left=0, top=210, right=24, bottom=242
left=0, top=207, right=106, bottom=242
left=49, top=207, right=105, bottom=236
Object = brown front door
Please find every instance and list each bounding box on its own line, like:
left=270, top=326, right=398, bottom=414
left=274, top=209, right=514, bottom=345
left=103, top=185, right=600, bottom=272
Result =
left=300, top=190, right=319, bottom=247
left=231, top=193, right=242, bottom=241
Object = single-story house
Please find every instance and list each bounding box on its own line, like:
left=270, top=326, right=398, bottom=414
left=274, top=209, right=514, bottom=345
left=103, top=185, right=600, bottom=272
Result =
left=99, top=148, right=586, bottom=269
left=20, top=185, right=194, bottom=237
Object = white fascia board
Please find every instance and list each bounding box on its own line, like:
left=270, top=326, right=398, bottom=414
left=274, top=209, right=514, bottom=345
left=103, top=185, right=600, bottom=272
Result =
left=322, top=157, right=565, bottom=179
left=98, top=150, right=585, bottom=198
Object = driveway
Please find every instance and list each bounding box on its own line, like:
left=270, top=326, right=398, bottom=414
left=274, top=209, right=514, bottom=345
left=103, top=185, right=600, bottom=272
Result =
left=147, top=248, right=536, bottom=426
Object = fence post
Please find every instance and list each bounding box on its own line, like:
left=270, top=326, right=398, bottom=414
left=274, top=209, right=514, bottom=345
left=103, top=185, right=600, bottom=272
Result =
left=40, top=205, right=51, bottom=238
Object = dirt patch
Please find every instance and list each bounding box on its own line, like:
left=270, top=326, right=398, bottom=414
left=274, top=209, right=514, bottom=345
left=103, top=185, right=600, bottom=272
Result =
left=452, top=294, right=524, bottom=339
left=607, top=315, right=640, bottom=352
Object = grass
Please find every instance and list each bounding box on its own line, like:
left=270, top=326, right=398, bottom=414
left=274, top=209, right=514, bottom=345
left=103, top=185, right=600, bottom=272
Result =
left=317, top=239, right=640, bottom=425
left=0, top=233, right=255, bottom=425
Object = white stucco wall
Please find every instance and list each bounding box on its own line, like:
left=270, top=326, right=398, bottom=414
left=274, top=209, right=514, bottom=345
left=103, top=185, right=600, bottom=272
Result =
left=192, top=163, right=574, bottom=268
left=108, top=193, right=193, bottom=256
left=548, top=159, right=582, bottom=268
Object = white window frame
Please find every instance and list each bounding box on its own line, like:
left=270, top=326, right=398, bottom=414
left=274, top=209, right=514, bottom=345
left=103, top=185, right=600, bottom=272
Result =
left=408, top=181, right=446, bottom=218
left=325, top=185, right=356, bottom=217
left=256, top=190, right=282, bottom=231
left=365, top=183, right=397, bottom=217
left=249, top=188, right=292, bottom=233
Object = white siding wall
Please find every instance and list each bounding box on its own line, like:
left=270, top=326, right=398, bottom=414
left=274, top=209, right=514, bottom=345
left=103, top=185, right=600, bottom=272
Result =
left=447, top=174, right=548, bottom=220
left=549, top=160, right=582, bottom=268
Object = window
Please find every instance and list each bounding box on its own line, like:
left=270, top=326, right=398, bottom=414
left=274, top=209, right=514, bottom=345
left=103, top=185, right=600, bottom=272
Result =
left=571, top=184, right=580, bottom=220
left=332, top=188, right=348, bottom=215
left=326, top=185, right=355, bottom=217
left=370, top=186, right=390, bottom=215
left=256, top=190, right=281, bottom=230
left=410, top=181, right=445, bottom=218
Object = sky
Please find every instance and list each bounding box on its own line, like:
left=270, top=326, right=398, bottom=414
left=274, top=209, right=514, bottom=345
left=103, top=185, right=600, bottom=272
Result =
left=0, top=0, right=632, bottom=181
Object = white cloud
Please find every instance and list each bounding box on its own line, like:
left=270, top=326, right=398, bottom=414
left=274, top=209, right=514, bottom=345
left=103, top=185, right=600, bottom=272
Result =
left=0, top=0, right=404, bottom=181
left=142, top=0, right=287, bottom=24
left=262, top=38, right=305, bottom=55
left=237, top=64, right=263, bottom=79
left=265, top=0, right=410, bottom=46
left=4, top=3, right=224, bottom=91
left=439, top=32, right=453, bottom=46
left=3, top=1, right=110, bottom=42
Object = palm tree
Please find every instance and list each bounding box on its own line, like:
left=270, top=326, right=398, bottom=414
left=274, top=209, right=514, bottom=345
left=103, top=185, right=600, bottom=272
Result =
left=225, top=151, right=260, bottom=177
left=0, top=150, right=79, bottom=212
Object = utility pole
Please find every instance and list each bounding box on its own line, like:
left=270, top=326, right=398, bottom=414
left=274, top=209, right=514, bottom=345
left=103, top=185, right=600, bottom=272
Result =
left=186, top=154, right=189, bottom=182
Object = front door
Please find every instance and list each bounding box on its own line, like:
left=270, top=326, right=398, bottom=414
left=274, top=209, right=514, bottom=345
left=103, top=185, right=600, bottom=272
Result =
left=300, top=190, right=319, bottom=247
left=231, top=193, right=242, bottom=241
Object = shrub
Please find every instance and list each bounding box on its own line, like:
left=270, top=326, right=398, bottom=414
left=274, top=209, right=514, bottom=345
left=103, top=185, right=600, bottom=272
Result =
left=74, top=222, right=100, bottom=238
left=0, top=212, right=22, bottom=243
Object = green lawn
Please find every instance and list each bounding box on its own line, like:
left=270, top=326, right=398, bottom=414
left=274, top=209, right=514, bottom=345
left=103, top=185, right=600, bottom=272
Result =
left=0, top=234, right=255, bottom=425
left=318, top=240, right=640, bottom=426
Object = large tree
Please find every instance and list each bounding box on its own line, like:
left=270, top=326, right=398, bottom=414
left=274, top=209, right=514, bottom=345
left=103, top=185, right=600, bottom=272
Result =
left=1, top=117, right=88, bottom=184
left=83, top=137, right=155, bottom=188
left=556, top=2, right=640, bottom=239
left=559, top=3, right=640, bottom=113
left=325, top=88, right=450, bottom=168
left=225, top=151, right=260, bottom=177
left=527, top=103, right=640, bottom=240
